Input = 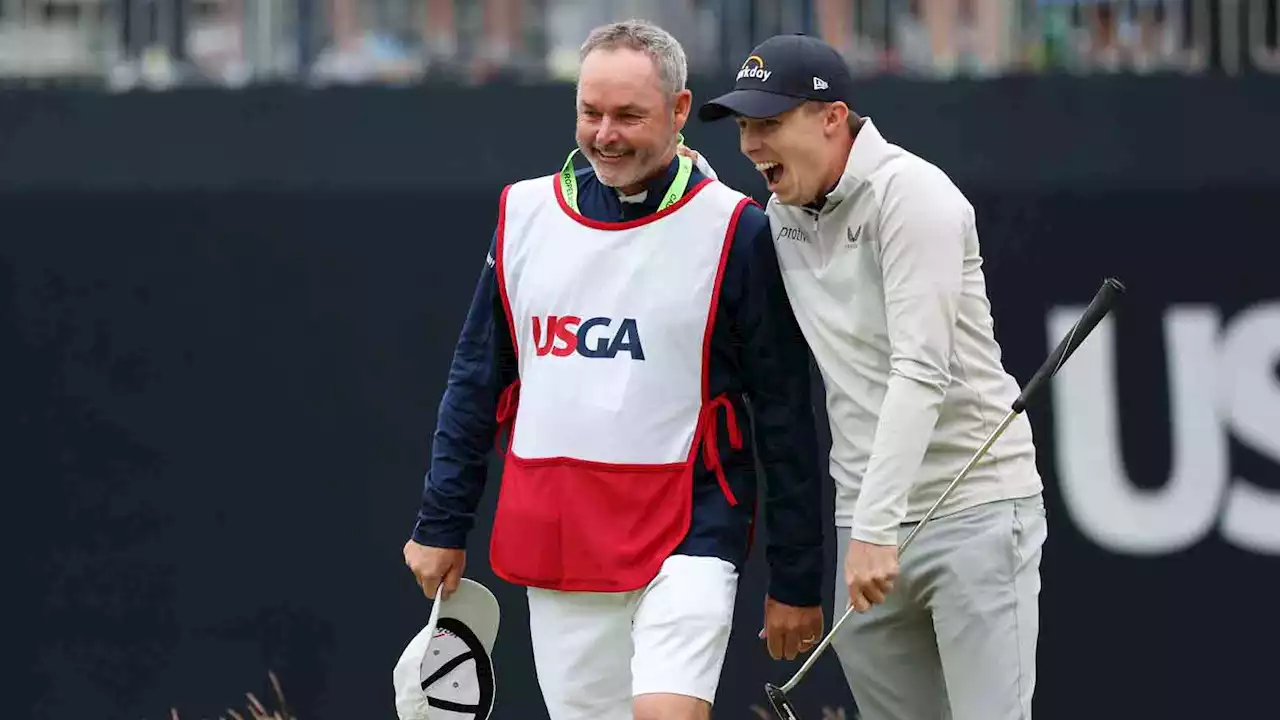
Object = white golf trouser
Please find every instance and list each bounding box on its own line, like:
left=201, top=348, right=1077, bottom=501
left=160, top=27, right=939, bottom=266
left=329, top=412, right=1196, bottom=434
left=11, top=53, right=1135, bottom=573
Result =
left=526, top=554, right=739, bottom=720
left=832, top=494, right=1048, bottom=720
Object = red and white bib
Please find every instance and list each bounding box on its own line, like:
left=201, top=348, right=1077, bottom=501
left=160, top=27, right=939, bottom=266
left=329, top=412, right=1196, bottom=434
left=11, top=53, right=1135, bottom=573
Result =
left=489, top=171, right=754, bottom=592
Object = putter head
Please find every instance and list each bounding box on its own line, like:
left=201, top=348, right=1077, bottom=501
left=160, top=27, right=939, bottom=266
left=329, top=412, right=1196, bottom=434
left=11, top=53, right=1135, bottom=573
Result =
left=764, top=682, right=801, bottom=720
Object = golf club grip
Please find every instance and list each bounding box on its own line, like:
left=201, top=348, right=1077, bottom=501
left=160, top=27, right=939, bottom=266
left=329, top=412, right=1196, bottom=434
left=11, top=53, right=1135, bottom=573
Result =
left=1012, top=277, right=1125, bottom=413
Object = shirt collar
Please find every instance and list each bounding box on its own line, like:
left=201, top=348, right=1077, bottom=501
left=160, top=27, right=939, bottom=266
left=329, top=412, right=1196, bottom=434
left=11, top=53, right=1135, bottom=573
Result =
left=614, top=154, right=681, bottom=207
left=806, top=117, right=889, bottom=212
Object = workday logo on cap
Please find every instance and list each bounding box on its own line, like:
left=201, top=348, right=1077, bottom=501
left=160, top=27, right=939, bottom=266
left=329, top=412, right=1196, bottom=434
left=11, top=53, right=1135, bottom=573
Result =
left=736, top=54, right=772, bottom=82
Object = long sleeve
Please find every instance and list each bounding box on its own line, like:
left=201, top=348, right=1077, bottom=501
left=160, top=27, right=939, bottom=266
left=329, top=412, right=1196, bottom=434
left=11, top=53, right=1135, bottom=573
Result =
left=851, top=167, right=968, bottom=546
left=731, top=207, right=825, bottom=608
left=412, top=232, right=518, bottom=548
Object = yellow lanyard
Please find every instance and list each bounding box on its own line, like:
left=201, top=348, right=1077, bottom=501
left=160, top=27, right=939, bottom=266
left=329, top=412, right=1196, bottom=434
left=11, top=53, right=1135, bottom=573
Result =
left=559, top=138, right=694, bottom=213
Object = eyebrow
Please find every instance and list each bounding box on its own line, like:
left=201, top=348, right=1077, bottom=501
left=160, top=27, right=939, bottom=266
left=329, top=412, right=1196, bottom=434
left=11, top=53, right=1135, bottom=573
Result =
left=581, top=103, right=646, bottom=115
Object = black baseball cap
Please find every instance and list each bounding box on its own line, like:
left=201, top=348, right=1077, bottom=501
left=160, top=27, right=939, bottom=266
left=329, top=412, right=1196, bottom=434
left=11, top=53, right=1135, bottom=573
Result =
left=698, top=34, right=856, bottom=122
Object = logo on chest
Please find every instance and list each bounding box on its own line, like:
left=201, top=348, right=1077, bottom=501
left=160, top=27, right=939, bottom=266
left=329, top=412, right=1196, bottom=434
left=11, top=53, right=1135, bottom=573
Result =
left=531, top=315, right=645, bottom=360
left=778, top=226, right=811, bottom=244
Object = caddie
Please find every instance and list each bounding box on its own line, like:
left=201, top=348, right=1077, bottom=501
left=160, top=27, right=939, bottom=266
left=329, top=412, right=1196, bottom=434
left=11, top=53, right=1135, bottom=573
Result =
left=403, top=20, right=827, bottom=720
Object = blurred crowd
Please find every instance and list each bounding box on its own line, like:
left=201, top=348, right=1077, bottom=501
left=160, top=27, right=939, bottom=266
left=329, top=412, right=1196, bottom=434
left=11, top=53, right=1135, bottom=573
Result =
left=0, top=0, right=1275, bottom=90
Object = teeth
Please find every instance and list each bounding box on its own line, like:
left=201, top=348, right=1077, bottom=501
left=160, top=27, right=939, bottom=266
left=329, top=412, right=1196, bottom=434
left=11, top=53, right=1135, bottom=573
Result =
left=755, top=161, right=779, bottom=171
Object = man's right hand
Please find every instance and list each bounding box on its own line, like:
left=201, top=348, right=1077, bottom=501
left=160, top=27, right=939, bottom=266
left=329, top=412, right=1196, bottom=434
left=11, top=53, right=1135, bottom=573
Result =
left=759, top=595, right=825, bottom=661
left=403, top=540, right=466, bottom=600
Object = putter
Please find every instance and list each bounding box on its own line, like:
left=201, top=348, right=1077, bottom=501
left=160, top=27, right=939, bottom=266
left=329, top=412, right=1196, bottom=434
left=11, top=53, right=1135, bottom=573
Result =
left=765, top=277, right=1127, bottom=720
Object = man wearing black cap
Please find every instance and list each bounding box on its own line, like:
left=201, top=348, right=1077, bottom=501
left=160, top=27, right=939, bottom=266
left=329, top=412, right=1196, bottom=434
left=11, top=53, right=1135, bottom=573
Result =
left=698, top=34, right=1048, bottom=720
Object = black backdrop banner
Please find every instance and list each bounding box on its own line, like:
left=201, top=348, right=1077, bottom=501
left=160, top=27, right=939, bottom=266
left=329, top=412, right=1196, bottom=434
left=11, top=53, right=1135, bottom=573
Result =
left=4, top=78, right=1278, bottom=720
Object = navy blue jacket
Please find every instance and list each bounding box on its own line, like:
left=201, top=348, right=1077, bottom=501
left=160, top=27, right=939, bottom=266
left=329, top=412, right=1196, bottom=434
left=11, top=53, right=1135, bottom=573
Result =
left=412, top=156, right=825, bottom=608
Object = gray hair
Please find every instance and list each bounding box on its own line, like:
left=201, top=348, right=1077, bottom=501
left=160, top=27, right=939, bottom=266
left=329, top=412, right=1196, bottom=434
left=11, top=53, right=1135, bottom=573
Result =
left=579, top=19, right=688, bottom=98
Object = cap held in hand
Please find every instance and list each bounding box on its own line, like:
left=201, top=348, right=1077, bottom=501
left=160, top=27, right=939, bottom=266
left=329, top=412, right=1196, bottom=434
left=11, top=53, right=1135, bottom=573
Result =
left=394, top=578, right=501, bottom=720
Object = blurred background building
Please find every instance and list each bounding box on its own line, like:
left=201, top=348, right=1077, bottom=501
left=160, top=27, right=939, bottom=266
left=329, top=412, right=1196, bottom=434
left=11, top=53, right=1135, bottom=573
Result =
left=0, top=0, right=1276, bottom=89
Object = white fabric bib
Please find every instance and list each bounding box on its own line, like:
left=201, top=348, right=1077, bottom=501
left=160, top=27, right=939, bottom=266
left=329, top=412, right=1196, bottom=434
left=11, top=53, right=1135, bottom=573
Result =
left=497, top=174, right=748, bottom=465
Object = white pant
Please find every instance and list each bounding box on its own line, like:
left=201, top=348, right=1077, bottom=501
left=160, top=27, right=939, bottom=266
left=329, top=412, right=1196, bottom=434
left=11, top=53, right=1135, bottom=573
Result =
left=526, top=554, right=739, bottom=720
left=832, top=495, right=1047, bottom=720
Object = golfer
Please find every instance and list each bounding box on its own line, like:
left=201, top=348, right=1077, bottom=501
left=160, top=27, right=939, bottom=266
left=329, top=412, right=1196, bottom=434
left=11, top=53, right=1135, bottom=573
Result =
left=698, top=33, right=1049, bottom=720
left=404, top=21, right=826, bottom=720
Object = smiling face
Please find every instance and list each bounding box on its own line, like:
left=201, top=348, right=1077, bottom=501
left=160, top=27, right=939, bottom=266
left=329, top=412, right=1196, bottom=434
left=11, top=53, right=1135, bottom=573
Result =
left=575, top=47, right=691, bottom=194
left=737, top=101, right=852, bottom=205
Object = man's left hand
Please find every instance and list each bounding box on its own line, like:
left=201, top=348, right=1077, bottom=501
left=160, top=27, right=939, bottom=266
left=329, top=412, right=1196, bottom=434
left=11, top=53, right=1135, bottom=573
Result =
left=759, top=595, right=824, bottom=661
left=676, top=143, right=718, bottom=179
left=844, top=539, right=899, bottom=613
left=676, top=143, right=700, bottom=161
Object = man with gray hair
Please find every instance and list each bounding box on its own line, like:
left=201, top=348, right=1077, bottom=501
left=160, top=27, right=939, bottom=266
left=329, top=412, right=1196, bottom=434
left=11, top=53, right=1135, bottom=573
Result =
left=403, top=19, right=827, bottom=720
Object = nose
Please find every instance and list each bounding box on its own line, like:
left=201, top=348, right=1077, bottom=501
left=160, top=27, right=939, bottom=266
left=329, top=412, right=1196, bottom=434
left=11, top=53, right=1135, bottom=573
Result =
left=595, top=116, right=622, bottom=146
left=739, top=125, right=761, bottom=156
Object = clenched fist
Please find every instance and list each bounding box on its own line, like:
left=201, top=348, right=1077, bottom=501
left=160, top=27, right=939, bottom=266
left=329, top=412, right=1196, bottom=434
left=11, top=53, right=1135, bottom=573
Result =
left=403, top=540, right=466, bottom=600
left=844, top=539, right=899, bottom=613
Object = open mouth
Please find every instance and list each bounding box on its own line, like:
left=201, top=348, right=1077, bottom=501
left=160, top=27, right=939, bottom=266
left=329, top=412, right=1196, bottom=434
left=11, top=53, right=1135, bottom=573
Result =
left=756, top=161, right=784, bottom=187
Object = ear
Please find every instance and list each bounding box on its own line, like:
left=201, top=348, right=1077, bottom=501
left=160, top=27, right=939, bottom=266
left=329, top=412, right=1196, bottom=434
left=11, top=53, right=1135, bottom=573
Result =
left=672, top=89, right=693, bottom=132
left=826, top=102, right=851, bottom=136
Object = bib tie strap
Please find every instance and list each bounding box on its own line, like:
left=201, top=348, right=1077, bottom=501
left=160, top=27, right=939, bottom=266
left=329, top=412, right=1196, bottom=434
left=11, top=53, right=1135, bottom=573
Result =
left=494, top=380, right=521, bottom=453
left=697, top=395, right=743, bottom=506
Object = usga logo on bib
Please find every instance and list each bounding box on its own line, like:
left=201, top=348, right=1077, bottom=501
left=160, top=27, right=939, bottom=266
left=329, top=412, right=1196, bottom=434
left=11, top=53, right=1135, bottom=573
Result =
left=737, top=55, right=771, bottom=82
left=532, top=315, right=645, bottom=360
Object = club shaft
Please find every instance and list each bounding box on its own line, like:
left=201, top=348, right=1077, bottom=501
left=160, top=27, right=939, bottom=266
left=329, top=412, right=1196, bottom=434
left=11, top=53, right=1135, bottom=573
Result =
left=780, top=408, right=1020, bottom=693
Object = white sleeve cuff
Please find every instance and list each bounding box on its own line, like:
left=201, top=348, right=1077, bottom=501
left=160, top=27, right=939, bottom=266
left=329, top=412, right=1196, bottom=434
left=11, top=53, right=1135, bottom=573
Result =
left=693, top=152, right=718, bottom=180
left=849, top=525, right=899, bottom=547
